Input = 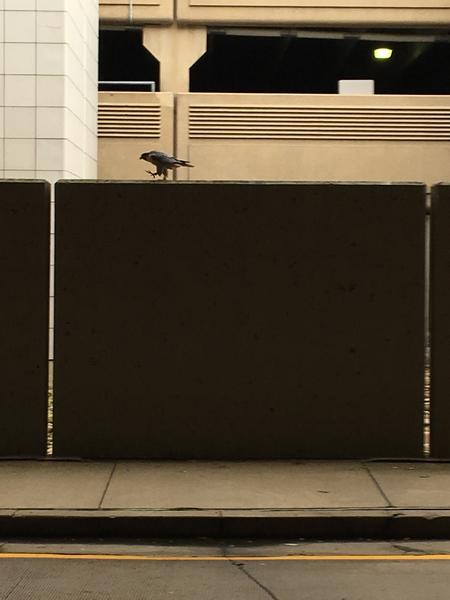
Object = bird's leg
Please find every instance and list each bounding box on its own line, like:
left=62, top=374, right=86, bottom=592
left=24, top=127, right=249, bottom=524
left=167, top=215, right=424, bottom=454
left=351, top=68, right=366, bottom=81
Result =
left=146, top=170, right=157, bottom=178
left=163, top=169, right=168, bottom=181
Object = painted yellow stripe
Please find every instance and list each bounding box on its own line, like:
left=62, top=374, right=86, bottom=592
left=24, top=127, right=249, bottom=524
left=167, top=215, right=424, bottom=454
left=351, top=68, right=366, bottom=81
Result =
left=1, top=553, right=450, bottom=562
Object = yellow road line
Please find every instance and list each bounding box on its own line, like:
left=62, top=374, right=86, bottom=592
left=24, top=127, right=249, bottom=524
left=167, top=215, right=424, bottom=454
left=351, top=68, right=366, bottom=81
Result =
left=1, top=553, right=450, bottom=562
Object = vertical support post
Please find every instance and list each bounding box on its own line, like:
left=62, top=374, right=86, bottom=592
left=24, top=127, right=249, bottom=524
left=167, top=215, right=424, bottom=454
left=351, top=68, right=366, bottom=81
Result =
left=143, top=24, right=207, bottom=93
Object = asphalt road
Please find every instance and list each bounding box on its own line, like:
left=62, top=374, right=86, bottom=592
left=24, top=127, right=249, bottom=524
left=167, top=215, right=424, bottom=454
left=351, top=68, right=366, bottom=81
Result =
left=2, top=540, right=450, bottom=599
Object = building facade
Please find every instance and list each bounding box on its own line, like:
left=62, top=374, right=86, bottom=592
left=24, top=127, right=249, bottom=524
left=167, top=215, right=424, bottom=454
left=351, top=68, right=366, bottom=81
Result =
left=1, top=1, right=450, bottom=185
left=0, top=0, right=98, bottom=182
left=0, top=0, right=99, bottom=358
left=98, top=0, right=450, bottom=185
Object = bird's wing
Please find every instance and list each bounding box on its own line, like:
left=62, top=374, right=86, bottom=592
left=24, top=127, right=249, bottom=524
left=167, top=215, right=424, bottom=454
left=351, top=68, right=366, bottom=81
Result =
left=151, top=151, right=178, bottom=165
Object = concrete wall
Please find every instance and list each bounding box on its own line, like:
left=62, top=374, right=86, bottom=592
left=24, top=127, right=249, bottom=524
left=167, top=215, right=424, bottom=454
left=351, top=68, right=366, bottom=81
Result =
left=0, top=180, right=49, bottom=457
left=176, top=1, right=450, bottom=27
left=99, top=0, right=450, bottom=26
left=176, top=94, right=450, bottom=187
left=431, top=184, right=450, bottom=457
left=99, top=0, right=173, bottom=23
left=97, top=92, right=450, bottom=186
left=0, top=0, right=98, bottom=183
left=53, top=181, right=425, bottom=459
left=98, top=92, right=174, bottom=180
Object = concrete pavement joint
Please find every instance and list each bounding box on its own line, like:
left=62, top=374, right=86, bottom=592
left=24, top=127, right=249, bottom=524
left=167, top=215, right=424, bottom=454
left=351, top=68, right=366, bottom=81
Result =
left=98, top=463, right=117, bottom=509
left=363, top=462, right=393, bottom=507
left=3, top=572, right=26, bottom=600
left=230, top=560, right=281, bottom=600
left=390, top=543, right=429, bottom=554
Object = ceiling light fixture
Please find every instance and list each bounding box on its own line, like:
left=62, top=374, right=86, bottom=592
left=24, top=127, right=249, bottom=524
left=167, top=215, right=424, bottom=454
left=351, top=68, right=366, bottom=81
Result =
left=374, top=47, right=393, bottom=60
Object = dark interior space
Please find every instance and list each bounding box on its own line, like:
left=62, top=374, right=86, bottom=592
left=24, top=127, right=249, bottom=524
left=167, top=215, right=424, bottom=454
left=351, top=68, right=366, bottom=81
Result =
left=99, top=28, right=159, bottom=91
left=190, top=32, right=450, bottom=94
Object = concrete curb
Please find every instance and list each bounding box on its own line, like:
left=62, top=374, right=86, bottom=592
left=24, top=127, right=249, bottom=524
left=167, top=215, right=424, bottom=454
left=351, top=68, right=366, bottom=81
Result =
left=2, top=509, right=450, bottom=539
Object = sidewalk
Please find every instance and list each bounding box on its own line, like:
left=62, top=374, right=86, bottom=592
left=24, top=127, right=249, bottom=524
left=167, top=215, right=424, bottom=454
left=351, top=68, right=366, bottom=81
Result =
left=1, top=460, right=450, bottom=539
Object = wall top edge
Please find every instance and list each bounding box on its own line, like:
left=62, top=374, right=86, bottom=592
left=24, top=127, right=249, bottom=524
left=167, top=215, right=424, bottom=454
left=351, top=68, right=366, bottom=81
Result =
left=176, top=93, right=450, bottom=100
left=99, top=18, right=450, bottom=25
left=175, top=19, right=450, bottom=27
left=97, top=92, right=450, bottom=100
left=98, top=92, right=174, bottom=97
left=99, top=18, right=174, bottom=24
left=55, top=180, right=427, bottom=186
left=0, top=180, right=51, bottom=186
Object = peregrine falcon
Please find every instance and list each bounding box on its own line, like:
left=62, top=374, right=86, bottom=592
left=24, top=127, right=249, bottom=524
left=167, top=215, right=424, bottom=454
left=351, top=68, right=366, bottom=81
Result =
left=140, top=150, right=194, bottom=180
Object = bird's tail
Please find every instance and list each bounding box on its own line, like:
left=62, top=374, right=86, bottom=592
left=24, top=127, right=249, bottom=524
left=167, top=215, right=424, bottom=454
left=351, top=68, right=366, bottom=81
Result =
left=178, top=160, right=194, bottom=168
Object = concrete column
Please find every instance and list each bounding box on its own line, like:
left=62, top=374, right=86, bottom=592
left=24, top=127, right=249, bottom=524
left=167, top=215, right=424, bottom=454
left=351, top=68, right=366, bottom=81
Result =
left=0, top=0, right=99, bottom=182
left=143, top=25, right=206, bottom=92
left=0, top=0, right=99, bottom=361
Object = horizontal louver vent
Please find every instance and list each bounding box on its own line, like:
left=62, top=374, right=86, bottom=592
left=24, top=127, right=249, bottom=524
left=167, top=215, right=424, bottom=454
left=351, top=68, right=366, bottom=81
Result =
left=98, top=103, right=161, bottom=138
left=189, top=105, right=450, bottom=141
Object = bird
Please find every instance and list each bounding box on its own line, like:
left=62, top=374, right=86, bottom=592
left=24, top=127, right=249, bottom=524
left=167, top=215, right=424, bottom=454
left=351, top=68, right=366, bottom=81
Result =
left=139, top=150, right=194, bottom=180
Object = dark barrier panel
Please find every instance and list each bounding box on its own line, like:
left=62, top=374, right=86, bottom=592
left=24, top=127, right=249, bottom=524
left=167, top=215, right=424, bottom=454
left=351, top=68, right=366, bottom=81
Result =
left=431, top=184, right=450, bottom=457
left=54, top=182, right=425, bottom=458
left=0, top=181, right=50, bottom=457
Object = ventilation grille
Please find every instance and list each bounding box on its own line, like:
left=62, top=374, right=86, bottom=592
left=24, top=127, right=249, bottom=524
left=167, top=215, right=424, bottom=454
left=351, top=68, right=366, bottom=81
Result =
left=189, top=105, right=450, bottom=141
left=98, top=103, right=161, bottom=138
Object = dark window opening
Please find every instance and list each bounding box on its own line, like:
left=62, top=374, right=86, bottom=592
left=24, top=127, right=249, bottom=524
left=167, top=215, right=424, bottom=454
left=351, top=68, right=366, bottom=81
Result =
left=190, top=31, right=450, bottom=94
left=99, top=28, right=159, bottom=92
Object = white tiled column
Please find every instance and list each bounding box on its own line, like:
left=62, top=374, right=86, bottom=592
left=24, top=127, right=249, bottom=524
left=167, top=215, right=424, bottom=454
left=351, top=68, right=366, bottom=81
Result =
left=0, top=0, right=99, bottom=182
left=0, top=0, right=99, bottom=360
